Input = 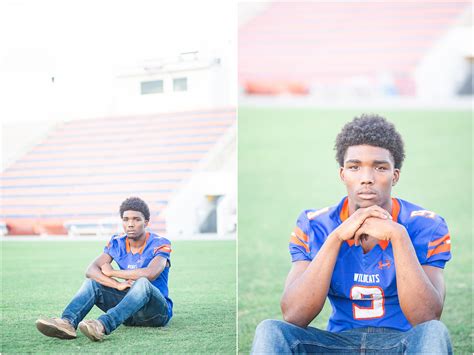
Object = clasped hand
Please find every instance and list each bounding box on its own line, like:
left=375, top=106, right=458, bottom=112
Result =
left=336, top=205, right=402, bottom=246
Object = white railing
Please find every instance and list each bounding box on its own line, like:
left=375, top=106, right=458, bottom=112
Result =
left=64, top=218, right=122, bottom=238
left=0, top=221, right=8, bottom=236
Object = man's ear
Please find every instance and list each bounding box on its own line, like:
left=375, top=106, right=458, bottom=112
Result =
left=392, top=169, right=400, bottom=186
left=339, top=166, right=345, bottom=182
left=144, top=220, right=149, bottom=227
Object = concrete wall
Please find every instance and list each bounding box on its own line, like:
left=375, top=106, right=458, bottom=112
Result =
left=165, top=123, right=236, bottom=238
left=415, top=8, right=473, bottom=99
left=112, top=52, right=236, bottom=115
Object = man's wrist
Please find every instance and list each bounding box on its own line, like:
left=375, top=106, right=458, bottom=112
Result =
left=330, top=230, right=344, bottom=244
left=389, top=223, right=408, bottom=243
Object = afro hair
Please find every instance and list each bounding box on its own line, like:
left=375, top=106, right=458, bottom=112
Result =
left=119, top=197, right=150, bottom=221
left=335, top=114, right=405, bottom=169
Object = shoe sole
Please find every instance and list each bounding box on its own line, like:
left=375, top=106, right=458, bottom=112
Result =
left=78, top=321, right=103, bottom=341
left=35, top=319, right=76, bottom=339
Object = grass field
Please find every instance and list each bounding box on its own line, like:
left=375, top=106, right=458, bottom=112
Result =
left=238, top=108, right=473, bottom=353
left=1, top=240, right=236, bottom=353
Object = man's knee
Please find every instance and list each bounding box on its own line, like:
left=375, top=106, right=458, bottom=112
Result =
left=82, top=278, right=100, bottom=290
left=252, top=320, right=299, bottom=354
left=130, top=277, right=152, bottom=293
left=407, top=320, right=452, bottom=353
left=416, top=320, right=450, bottom=338
left=255, top=319, right=286, bottom=336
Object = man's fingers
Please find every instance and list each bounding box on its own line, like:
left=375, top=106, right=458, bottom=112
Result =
left=360, top=207, right=390, bottom=220
left=371, top=210, right=390, bottom=219
left=371, top=206, right=391, bottom=218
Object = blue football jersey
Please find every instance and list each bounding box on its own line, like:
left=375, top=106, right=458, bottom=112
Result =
left=104, top=231, right=173, bottom=319
left=289, top=197, right=451, bottom=332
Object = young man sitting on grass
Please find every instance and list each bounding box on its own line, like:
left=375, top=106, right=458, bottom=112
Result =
left=252, top=115, right=452, bottom=354
left=36, top=197, right=173, bottom=341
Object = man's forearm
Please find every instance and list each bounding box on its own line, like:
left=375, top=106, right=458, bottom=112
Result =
left=391, top=226, right=443, bottom=325
left=110, top=267, right=155, bottom=281
left=281, top=232, right=343, bottom=327
left=86, top=264, right=122, bottom=289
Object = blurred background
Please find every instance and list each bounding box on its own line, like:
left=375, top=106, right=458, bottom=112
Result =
left=1, top=1, right=237, bottom=352
left=239, top=1, right=472, bottom=106
left=238, top=1, right=472, bottom=353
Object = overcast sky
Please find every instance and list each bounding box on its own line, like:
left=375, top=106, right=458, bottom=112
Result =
left=0, top=0, right=237, bottom=123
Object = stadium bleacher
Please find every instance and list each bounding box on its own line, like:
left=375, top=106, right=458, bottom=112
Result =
left=0, top=108, right=236, bottom=236
left=239, top=1, right=471, bottom=96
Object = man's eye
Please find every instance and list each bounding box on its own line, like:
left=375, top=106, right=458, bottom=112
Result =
left=376, top=166, right=387, bottom=171
left=347, top=166, right=359, bottom=170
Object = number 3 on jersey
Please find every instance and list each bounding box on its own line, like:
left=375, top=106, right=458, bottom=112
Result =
left=350, top=286, right=385, bottom=319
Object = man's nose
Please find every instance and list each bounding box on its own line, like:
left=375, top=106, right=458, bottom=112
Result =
left=360, top=168, right=375, bottom=185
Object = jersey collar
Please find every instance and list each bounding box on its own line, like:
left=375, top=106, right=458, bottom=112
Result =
left=340, top=197, right=400, bottom=250
left=125, top=232, right=150, bottom=254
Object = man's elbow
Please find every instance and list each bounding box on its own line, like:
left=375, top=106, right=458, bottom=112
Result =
left=407, top=307, right=442, bottom=326
left=280, top=300, right=310, bottom=328
left=85, top=263, right=100, bottom=279
left=145, top=268, right=162, bottom=282
left=85, top=266, right=93, bottom=279
left=282, top=312, right=308, bottom=328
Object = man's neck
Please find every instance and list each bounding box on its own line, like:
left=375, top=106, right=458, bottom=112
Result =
left=348, top=198, right=392, bottom=216
left=128, top=233, right=147, bottom=248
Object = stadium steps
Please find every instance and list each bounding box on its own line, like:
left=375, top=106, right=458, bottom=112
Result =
left=0, top=108, right=236, bottom=236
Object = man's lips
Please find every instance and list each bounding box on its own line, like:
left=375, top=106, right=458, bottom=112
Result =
left=357, top=190, right=377, bottom=199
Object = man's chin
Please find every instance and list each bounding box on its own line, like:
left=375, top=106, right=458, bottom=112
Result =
left=355, top=200, right=379, bottom=209
left=127, top=233, right=144, bottom=240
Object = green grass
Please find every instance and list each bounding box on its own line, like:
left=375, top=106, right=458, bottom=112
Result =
left=238, top=108, right=473, bottom=353
left=1, top=240, right=236, bottom=353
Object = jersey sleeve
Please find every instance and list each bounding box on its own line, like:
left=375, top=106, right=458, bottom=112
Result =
left=422, top=218, right=452, bottom=268
left=152, top=238, right=172, bottom=260
left=103, top=236, right=119, bottom=260
left=289, top=211, right=312, bottom=262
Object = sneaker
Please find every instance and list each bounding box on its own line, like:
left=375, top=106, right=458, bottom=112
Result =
left=36, top=317, right=77, bottom=339
left=78, top=319, right=105, bottom=341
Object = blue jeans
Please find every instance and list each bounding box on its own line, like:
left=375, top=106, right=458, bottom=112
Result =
left=251, top=319, right=452, bottom=354
left=61, top=277, right=169, bottom=334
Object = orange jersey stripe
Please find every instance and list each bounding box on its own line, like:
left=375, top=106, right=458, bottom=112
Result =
left=290, top=234, right=310, bottom=253
left=157, top=244, right=172, bottom=253
left=340, top=198, right=349, bottom=221
left=428, top=234, right=450, bottom=248
left=293, top=226, right=309, bottom=243
left=427, top=243, right=451, bottom=258
left=137, top=232, right=151, bottom=255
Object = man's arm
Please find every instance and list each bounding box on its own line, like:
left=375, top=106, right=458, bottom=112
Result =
left=85, top=253, right=132, bottom=291
left=281, top=206, right=391, bottom=328
left=101, top=255, right=167, bottom=282
left=391, top=229, right=445, bottom=324
left=281, top=233, right=343, bottom=327
left=355, top=218, right=445, bottom=325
